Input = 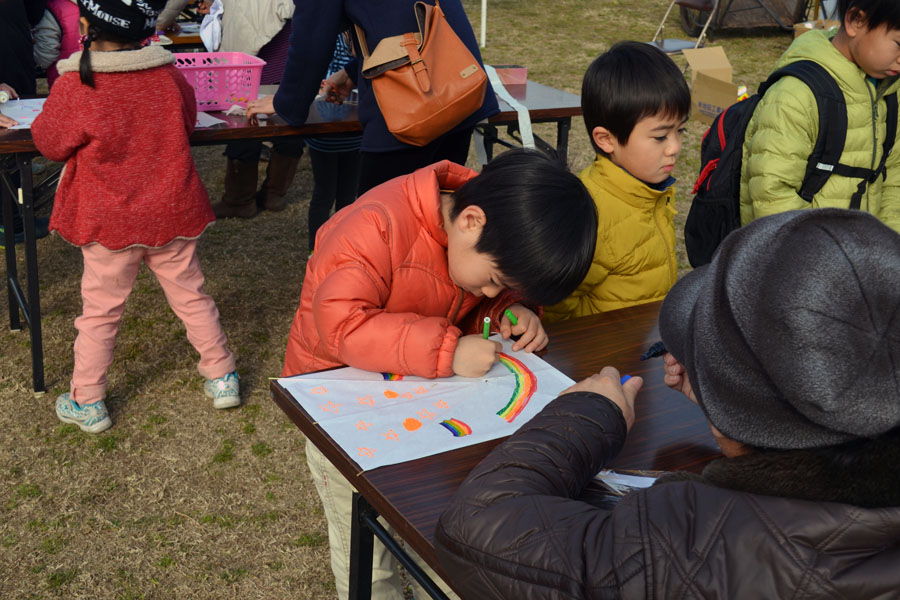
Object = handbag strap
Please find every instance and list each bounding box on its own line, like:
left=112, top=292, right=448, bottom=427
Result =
left=400, top=33, right=431, bottom=93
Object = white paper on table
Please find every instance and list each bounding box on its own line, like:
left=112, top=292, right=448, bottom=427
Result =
left=593, top=470, right=658, bottom=496
left=1, top=98, right=47, bottom=129
left=196, top=111, right=226, bottom=128
left=277, top=336, right=575, bottom=471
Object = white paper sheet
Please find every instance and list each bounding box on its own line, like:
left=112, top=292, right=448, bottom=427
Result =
left=196, top=111, right=226, bottom=128
left=277, top=336, right=575, bottom=471
left=1, top=98, right=46, bottom=129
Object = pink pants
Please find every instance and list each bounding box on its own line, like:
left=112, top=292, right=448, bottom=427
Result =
left=71, top=239, right=235, bottom=405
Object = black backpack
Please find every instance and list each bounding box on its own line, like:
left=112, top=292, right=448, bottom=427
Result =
left=684, top=60, right=898, bottom=267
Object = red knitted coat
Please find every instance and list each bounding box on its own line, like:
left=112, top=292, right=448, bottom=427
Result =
left=32, top=46, right=214, bottom=250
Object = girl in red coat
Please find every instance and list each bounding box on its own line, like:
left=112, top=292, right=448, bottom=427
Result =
left=32, top=0, right=240, bottom=434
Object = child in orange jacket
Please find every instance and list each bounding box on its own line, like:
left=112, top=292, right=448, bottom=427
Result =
left=282, top=149, right=598, bottom=599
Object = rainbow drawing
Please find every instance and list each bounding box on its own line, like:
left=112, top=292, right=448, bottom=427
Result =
left=382, top=373, right=403, bottom=381
left=496, top=352, right=538, bottom=423
left=440, top=418, right=472, bottom=437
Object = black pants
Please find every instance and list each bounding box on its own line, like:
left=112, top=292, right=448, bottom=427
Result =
left=223, top=137, right=305, bottom=162
left=356, top=128, right=473, bottom=196
left=307, top=147, right=362, bottom=252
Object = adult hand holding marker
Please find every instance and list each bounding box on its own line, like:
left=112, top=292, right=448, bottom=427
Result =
left=558, top=366, right=642, bottom=430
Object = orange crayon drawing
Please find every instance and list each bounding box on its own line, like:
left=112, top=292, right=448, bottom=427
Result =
left=356, top=420, right=372, bottom=431
left=417, top=408, right=435, bottom=420
left=358, top=395, right=376, bottom=406
left=358, top=447, right=376, bottom=458
left=433, top=399, right=449, bottom=409
left=382, top=429, right=399, bottom=441
left=320, top=401, right=342, bottom=414
left=401, top=392, right=414, bottom=399
left=403, top=417, right=422, bottom=431
left=383, top=389, right=399, bottom=399
left=311, top=386, right=328, bottom=394
left=414, top=386, right=426, bottom=394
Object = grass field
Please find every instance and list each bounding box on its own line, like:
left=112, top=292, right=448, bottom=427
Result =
left=0, top=2, right=798, bottom=597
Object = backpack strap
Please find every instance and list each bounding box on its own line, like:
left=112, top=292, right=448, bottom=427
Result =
left=758, top=61, right=847, bottom=203
left=827, top=92, right=896, bottom=209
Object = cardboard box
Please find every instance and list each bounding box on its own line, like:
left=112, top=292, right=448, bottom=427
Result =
left=683, top=46, right=741, bottom=125
left=793, top=19, right=841, bottom=38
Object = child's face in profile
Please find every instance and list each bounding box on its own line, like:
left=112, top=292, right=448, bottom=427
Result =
left=444, top=204, right=511, bottom=298
left=595, top=113, right=687, bottom=185
left=844, top=21, right=900, bottom=79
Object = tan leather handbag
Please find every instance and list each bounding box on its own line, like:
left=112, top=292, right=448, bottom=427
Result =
left=354, top=1, right=487, bottom=147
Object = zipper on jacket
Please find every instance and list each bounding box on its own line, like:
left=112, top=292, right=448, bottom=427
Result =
left=448, top=287, right=464, bottom=323
left=866, top=83, right=879, bottom=211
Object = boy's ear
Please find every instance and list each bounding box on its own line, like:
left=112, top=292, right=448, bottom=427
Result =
left=843, top=8, right=867, bottom=36
left=455, top=205, right=487, bottom=234
left=591, top=126, right=618, bottom=154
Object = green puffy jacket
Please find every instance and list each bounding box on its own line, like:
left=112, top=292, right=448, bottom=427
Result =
left=740, top=30, right=900, bottom=233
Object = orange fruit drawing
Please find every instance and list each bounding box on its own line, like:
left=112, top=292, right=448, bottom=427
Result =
left=403, top=418, right=422, bottom=431
left=383, top=389, right=399, bottom=399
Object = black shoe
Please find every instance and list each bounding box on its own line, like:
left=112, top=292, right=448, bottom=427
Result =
left=0, top=217, right=50, bottom=245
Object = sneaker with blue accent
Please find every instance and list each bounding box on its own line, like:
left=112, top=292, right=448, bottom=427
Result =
left=204, top=371, right=241, bottom=409
left=55, top=393, right=112, bottom=433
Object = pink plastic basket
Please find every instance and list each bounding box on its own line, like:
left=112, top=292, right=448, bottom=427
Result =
left=173, top=52, right=266, bottom=111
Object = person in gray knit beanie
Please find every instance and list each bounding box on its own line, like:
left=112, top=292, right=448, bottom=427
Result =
left=659, top=208, right=900, bottom=451
left=434, top=208, right=900, bottom=599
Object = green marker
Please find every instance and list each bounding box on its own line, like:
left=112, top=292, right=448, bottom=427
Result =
left=483, top=316, right=491, bottom=339
left=504, top=308, right=518, bottom=326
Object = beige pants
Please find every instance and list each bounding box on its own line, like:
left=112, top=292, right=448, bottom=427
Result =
left=305, top=440, right=458, bottom=600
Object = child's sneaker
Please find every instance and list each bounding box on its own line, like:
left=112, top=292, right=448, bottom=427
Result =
left=55, top=393, right=112, bottom=433
left=204, top=371, right=241, bottom=409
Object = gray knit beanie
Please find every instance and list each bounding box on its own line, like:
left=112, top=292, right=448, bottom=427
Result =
left=659, top=209, right=900, bottom=450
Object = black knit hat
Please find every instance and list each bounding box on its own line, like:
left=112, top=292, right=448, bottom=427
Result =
left=77, top=0, right=166, bottom=40
left=659, top=209, right=900, bottom=450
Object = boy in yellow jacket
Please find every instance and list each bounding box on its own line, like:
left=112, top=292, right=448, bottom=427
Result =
left=544, top=41, right=690, bottom=322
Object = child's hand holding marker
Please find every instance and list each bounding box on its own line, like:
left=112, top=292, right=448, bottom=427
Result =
left=453, top=325, right=501, bottom=378
left=499, top=304, right=548, bottom=353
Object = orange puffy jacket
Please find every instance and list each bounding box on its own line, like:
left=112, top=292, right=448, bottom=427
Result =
left=282, top=161, right=520, bottom=378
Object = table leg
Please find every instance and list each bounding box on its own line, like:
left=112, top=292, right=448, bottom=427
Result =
left=15, top=154, right=45, bottom=393
left=478, top=124, right=497, bottom=162
left=556, top=117, right=571, bottom=165
left=349, top=492, right=375, bottom=600
left=2, top=164, right=20, bottom=331
left=349, top=492, right=451, bottom=600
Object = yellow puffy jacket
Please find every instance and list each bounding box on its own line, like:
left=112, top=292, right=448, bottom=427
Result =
left=543, top=155, right=677, bottom=322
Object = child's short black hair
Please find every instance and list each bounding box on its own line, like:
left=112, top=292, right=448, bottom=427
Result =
left=449, top=149, right=597, bottom=306
left=838, top=0, right=900, bottom=31
left=582, top=41, right=691, bottom=154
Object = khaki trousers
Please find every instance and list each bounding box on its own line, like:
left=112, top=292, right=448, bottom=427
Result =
left=305, top=440, right=458, bottom=600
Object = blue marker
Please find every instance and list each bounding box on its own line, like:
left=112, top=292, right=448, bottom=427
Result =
left=620, top=375, right=632, bottom=384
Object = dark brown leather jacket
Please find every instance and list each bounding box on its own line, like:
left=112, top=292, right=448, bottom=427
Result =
left=435, top=392, right=900, bottom=599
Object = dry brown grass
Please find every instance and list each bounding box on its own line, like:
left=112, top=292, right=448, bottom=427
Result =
left=1, top=2, right=795, bottom=597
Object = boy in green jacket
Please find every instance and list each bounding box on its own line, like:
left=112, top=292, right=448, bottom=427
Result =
left=740, top=0, right=900, bottom=232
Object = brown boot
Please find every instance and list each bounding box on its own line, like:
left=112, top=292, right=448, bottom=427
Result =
left=212, top=159, right=259, bottom=219
left=256, top=151, right=300, bottom=212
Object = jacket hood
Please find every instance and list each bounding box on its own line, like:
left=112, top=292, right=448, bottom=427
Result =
left=57, top=45, right=174, bottom=75
left=402, top=160, right=480, bottom=249
left=778, top=29, right=900, bottom=97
